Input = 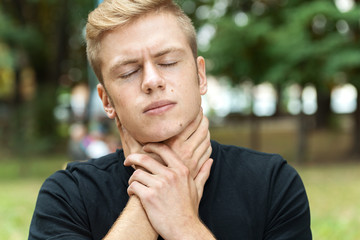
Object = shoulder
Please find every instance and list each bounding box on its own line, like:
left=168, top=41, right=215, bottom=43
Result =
left=35, top=149, right=129, bottom=213
left=29, top=149, right=130, bottom=239
left=210, top=140, right=288, bottom=176
left=211, top=140, right=284, bottom=161
left=210, top=140, right=304, bottom=195
left=208, top=140, right=311, bottom=239
left=58, top=149, right=134, bottom=184
left=38, top=149, right=125, bottom=198
left=66, top=149, right=125, bottom=173
left=39, top=149, right=126, bottom=191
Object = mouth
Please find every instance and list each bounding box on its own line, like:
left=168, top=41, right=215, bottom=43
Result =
left=143, top=100, right=176, bottom=115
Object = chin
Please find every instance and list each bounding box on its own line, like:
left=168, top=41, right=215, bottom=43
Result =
left=145, top=130, right=180, bottom=143
left=139, top=124, right=185, bottom=144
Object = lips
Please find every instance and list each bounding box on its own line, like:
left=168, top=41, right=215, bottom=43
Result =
left=143, top=100, right=176, bottom=115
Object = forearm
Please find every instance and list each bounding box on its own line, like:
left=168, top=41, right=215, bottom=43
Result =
left=103, top=196, right=158, bottom=240
left=190, top=223, right=216, bottom=240
left=169, top=217, right=216, bottom=240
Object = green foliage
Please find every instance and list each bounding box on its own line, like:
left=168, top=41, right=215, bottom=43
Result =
left=0, top=7, right=43, bottom=58
left=0, top=43, right=14, bottom=68
left=268, top=1, right=359, bottom=86
left=324, top=49, right=360, bottom=79
left=205, top=16, right=273, bottom=84
left=0, top=0, right=95, bottom=155
left=202, top=0, right=360, bottom=89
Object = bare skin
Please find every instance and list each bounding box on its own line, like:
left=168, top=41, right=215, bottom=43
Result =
left=103, top=110, right=214, bottom=240
left=97, top=13, right=208, bottom=144
left=125, top=143, right=214, bottom=240
left=98, top=11, right=215, bottom=239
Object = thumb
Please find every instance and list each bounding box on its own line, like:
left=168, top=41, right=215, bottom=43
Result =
left=194, top=158, right=213, bottom=201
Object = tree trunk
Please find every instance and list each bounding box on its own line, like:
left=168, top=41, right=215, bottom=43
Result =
left=273, top=83, right=283, bottom=117
left=249, top=113, right=260, bottom=150
left=34, top=0, right=69, bottom=142
left=296, top=86, right=308, bottom=164
left=315, top=86, right=332, bottom=129
left=249, top=87, right=261, bottom=150
left=11, top=56, right=24, bottom=152
left=296, top=112, right=308, bottom=164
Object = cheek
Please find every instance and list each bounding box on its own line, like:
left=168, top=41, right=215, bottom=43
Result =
left=108, top=92, right=128, bottom=121
left=115, top=102, right=130, bottom=121
left=180, top=92, right=202, bottom=120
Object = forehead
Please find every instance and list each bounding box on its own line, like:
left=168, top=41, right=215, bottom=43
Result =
left=99, top=12, right=191, bottom=63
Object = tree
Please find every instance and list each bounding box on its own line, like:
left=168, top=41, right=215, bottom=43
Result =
left=197, top=0, right=360, bottom=163
left=320, top=3, right=360, bottom=156
left=0, top=0, right=94, bottom=154
left=267, top=0, right=360, bottom=161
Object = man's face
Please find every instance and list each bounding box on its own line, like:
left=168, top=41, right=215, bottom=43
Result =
left=97, top=12, right=207, bottom=143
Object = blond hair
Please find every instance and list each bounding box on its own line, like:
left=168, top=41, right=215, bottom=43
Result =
left=86, top=0, right=197, bottom=85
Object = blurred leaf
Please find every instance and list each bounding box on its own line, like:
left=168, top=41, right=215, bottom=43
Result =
left=0, top=43, right=14, bottom=68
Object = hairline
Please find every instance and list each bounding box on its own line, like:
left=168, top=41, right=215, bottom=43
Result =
left=87, top=8, right=198, bottom=87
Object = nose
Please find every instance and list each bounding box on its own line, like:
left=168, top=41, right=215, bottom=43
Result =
left=141, top=62, right=166, bottom=94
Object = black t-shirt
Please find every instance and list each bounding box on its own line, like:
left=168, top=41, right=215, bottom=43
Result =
left=29, top=140, right=312, bottom=239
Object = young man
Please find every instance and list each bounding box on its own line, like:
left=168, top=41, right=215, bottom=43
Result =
left=29, top=0, right=312, bottom=239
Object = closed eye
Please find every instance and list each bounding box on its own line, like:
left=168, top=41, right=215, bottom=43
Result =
left=120, top=69, right=139, bottom=79
left=159, top=62, right=177, bottom=67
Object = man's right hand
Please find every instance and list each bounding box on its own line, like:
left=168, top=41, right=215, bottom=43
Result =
left=164, top=108, right=212, bottom=178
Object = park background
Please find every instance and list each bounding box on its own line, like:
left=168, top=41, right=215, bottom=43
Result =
left=0, top=0, right=360, bottom=239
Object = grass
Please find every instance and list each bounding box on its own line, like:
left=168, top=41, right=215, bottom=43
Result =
left=299, top=164, right=360, bottom=240
left=0, top=156, right=67, bottom=240
left=1, top=119, right=360, bottom=239
left=0, top=179, right=44, bottom=239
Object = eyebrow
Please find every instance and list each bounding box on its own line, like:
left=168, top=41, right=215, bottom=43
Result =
left=153, top=47, right=185, bottom=58
left=108, top=59, right=139, bottom=76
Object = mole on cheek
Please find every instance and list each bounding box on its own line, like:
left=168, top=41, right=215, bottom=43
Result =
left=179, top=123, right=183, bottom=127
left=171, top=89, right=174, bottom=92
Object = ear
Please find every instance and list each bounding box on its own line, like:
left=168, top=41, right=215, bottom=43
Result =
left=197, top=56, right=207, bottom=95
left=97, top=83, right=117, bottom=119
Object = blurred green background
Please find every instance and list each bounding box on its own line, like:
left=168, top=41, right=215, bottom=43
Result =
left=1, top=0, right=360, bottom=239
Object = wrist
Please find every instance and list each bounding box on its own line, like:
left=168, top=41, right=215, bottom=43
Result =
left=171, top=217, right=215, bottom=240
